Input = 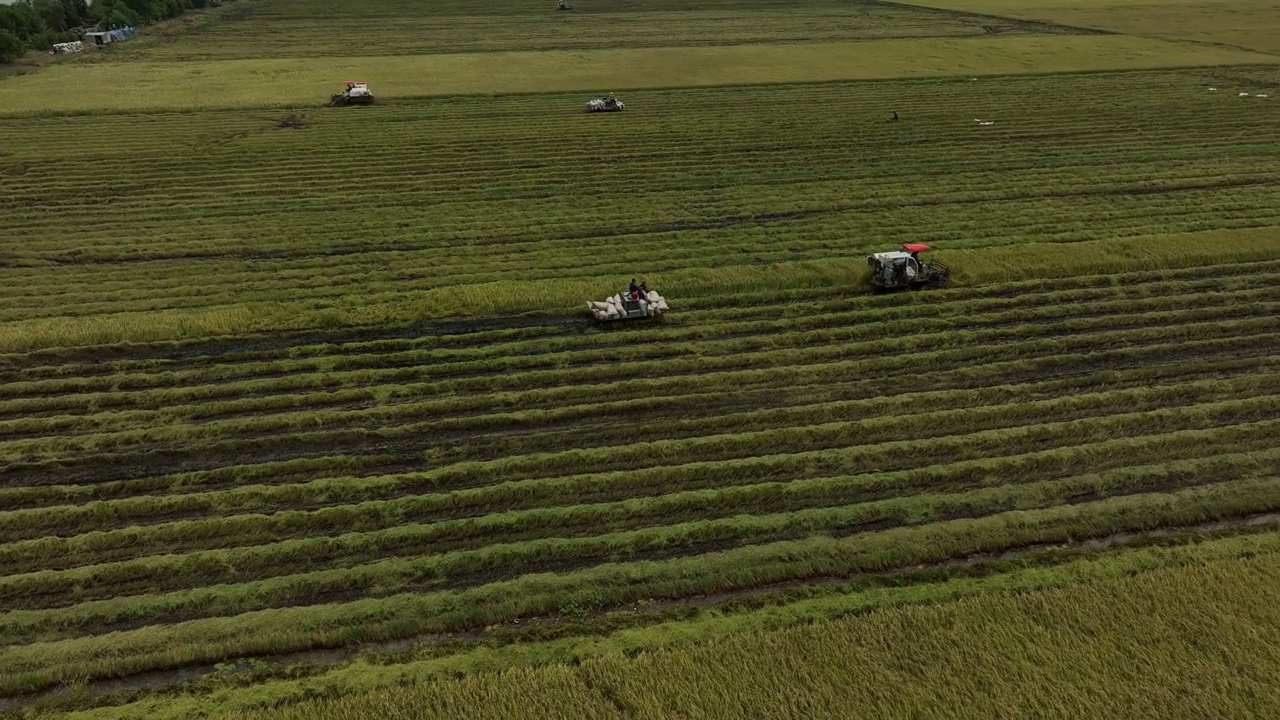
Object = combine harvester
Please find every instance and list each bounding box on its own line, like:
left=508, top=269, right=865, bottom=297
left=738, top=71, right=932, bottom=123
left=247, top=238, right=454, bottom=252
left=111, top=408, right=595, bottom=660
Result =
left=586, top=93, right=624, bottom=112
left=330, top=81, right=374, bottom=106
left=867, top=243, right=951, bottom=292
left=587, top=285, right=669, bottom=322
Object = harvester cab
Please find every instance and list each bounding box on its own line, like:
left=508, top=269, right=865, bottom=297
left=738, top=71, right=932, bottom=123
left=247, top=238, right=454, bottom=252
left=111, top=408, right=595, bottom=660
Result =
left=867, top=243, right=951, bottom=292
left=330, top=81, right=373, bottom=107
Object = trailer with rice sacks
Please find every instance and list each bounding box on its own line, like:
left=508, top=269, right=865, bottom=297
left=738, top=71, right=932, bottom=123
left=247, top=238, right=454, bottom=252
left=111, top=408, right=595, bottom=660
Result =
left=586, top=93, right=624, bottom=112
left=587, top=286, right=669, bottom=322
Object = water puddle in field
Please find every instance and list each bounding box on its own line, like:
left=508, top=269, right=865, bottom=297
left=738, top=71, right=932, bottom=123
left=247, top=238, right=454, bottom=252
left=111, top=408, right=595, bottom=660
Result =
left=4, top=511, right=1278, bottom=711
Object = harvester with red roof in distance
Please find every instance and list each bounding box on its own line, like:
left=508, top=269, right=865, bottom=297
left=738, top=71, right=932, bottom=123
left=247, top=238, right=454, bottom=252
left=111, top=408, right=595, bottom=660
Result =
left=867, top=243, right=951, bottom=292
left=330, top=81, right=373, bottom=106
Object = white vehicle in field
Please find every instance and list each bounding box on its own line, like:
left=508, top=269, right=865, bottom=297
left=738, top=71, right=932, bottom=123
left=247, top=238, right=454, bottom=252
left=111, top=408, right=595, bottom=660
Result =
left=587, top=282, right=669, bottom=321
left=586, top=93, right=624, bottom=112
left=330, top=81, right=373, bottom=106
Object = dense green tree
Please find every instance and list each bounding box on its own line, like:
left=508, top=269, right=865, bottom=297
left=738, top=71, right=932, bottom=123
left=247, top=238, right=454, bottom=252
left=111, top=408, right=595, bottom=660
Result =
left=0, top=0, right=200, bottom=58
left=0, top=3, right=45, bottom=41
left=0, top=28, right=23, bottom=62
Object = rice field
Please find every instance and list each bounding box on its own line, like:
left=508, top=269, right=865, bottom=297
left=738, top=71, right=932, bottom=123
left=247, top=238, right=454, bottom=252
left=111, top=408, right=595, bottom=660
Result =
left=1, top=0, right=1278, bottom=717
left=109, top=0, right=1094, bottom=59
left=2, top=68, right=1278, bottom=340
left=7, top=35, right=1274, bottom=115
left=219, top=548, right=1280, bottom=720
left=910, top=0, right=1280, bottom=53
left=3, top=259, right=1280, bottom=716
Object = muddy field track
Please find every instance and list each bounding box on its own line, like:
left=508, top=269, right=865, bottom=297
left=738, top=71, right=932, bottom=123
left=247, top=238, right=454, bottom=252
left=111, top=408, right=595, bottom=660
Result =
left=2, top=333, right=1269, bottom=489
left=3, top=378, right=1274, bottom=549
left=2, top=309, right=1271, bottom=455
left=2, top=348, right=1266, bottom=513
left=1, top=328, right=1274, bottom=492
left=7, top=452, right=1274, bottom=619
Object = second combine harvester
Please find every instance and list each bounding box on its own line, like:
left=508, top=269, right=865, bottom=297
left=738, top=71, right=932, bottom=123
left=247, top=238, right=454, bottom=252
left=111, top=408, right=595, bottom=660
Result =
left=867, top=243, right=951, bottom=292
left=330, top=81, right=374, bottom=106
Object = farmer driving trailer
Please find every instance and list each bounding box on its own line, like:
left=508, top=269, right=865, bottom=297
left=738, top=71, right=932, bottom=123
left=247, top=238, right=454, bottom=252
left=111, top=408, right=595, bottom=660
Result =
left=867, top=243, right=951, bottom=291
left=587, top=280, right=670, bottom=321
left=330, top=81, right=373, bottom=106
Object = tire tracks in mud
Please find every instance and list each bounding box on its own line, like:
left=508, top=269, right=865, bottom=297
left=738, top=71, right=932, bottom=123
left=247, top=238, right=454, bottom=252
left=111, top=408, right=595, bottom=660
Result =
left=1, top=316, right=1274, bottom=490
left=2, top=356, right=1269, bottom=543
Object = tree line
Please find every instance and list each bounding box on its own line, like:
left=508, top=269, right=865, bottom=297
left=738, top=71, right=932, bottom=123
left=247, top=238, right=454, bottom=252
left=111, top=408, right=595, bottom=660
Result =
left=0, top=0, right=222, bottom=63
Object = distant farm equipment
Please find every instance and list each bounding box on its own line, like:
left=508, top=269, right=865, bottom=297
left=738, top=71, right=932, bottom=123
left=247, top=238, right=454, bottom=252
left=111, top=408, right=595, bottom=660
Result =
left=82, top=27, right=136, bottom=47
left=330, top=81, right=373, bottom=107
left=556, top=0, right=574, bottom=9
left=586, top=93, right=623, bottom=112
left=867, top=243, right=951, bottom=292
left=588, top=284, right=669, bottom=322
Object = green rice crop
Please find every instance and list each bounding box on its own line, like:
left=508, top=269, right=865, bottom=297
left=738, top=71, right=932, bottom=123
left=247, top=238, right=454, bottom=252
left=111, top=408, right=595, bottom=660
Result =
left=1, top=0, right=1277, bottom=714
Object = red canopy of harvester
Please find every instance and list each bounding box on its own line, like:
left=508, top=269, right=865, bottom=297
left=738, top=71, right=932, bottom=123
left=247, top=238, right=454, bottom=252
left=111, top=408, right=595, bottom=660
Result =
left=902, top=243, right=930, bottom=253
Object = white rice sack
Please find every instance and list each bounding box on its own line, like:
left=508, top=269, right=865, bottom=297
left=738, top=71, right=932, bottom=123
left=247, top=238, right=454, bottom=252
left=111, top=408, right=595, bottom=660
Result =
left=658, top=300, right=669, bottom=311
left=593, top=310, right=608, bottom=320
